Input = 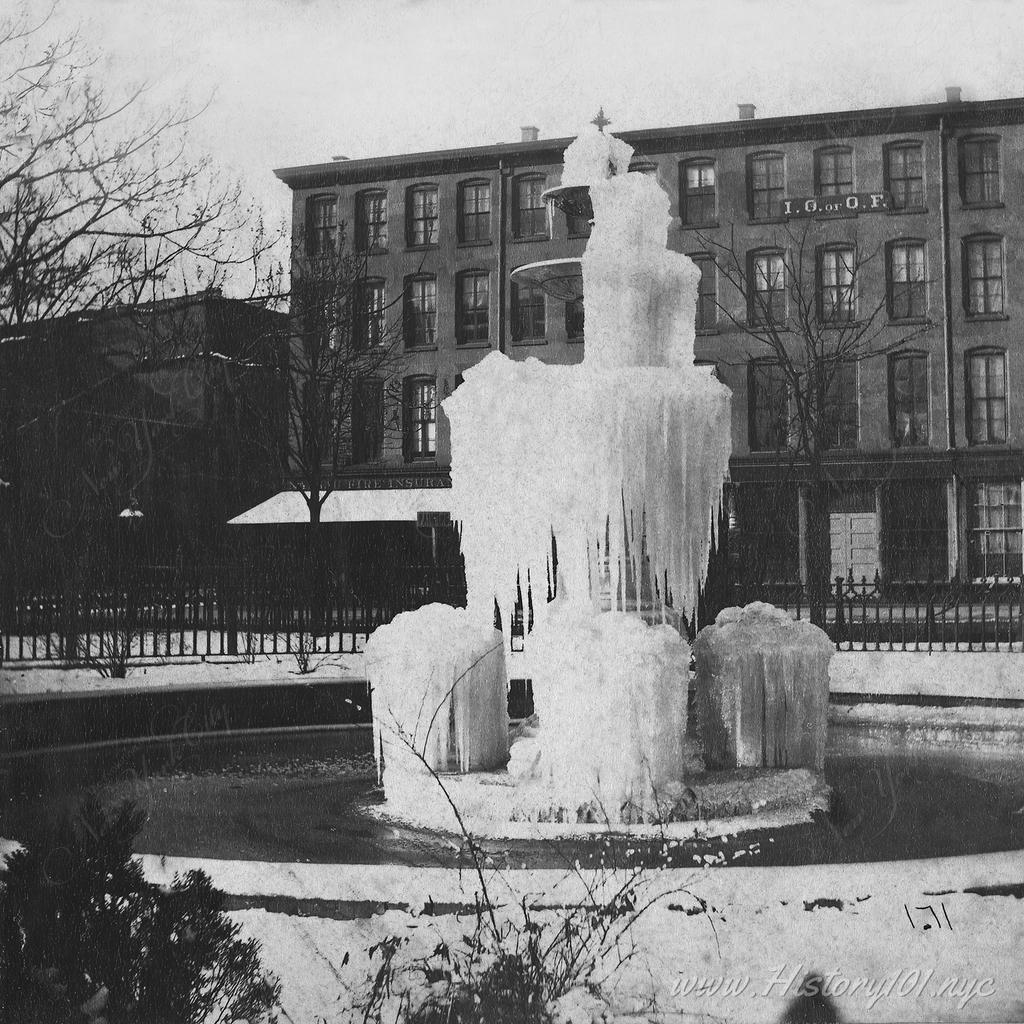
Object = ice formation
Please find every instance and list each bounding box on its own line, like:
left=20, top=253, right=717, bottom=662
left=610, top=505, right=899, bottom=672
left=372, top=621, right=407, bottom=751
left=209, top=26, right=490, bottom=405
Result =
left=692, top=603, right=834, bottom=771
left=365, top=604, right=509, bottom=799
left=366, top=123, right=734, bottom=823
left=444, top=127, right=731, bottom=632
left=514, top=604, right=691, bottom=811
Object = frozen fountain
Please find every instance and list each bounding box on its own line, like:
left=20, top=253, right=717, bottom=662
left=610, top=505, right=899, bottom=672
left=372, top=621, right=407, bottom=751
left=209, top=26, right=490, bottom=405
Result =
left=365, top=122, right=831, bottom=831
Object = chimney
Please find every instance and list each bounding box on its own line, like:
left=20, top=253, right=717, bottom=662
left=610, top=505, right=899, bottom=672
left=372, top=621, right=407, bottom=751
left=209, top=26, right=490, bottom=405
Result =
left=945, top=86, right=962, bottom=103
left=738, top=103, right=756, bottom=121
left=520, top=126, right=540, bottom=143
left=331, top=154, right=350, bottom=162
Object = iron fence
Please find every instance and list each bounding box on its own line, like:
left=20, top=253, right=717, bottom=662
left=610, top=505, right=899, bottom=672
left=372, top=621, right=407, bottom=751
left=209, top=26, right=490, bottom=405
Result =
left=733, top=573, right=1024, bottom=652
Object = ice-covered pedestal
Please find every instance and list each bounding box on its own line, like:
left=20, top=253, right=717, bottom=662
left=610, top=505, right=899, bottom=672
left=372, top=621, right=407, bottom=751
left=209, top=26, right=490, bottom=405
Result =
left=509, top=602, right=691, bottom=816
left=693, top=603, right=834, bottom=771
left=365, top=604, right=509, bottom=801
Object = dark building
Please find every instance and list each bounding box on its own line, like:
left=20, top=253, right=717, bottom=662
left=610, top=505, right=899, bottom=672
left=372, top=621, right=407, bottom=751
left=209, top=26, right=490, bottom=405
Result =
left=270, top=90, right=1024, bottom=586
left=0, top=291, right=288, bottom=563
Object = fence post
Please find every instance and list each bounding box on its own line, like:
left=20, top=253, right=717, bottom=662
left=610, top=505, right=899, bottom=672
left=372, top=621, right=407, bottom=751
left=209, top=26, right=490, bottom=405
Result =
left=833, top=576, right=846, bottom=646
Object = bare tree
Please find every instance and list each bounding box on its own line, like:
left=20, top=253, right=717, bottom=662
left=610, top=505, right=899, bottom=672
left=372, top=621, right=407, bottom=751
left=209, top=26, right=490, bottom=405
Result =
left=273, top=233, right=407, bottom=531
left=0, top=3, right=276, bottom=327
left=697, top=219, right=934, bottom=623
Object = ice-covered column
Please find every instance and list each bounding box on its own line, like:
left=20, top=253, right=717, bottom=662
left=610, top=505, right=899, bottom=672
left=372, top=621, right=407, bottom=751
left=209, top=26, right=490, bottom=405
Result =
left=516, top=600, right=691, bottom=814
left=692, top=603, right=833, bottom=771
left=365, top=604, right=509, bottom=797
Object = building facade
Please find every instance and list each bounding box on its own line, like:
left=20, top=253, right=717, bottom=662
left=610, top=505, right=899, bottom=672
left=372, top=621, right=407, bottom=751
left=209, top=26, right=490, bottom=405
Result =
left=0, top=292, right=287, bottom=567
left=274, top=90, right=1024, bottom=586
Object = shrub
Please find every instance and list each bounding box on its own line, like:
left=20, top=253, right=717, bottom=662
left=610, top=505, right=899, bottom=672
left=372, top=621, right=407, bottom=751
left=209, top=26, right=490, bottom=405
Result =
left=0, top=794, right=280, bottom=1023
left=358, top=888, right=635, bottom=1024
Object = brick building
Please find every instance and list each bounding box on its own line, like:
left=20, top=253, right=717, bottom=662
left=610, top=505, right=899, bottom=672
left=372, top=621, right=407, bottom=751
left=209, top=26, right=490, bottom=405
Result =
left=0, top=292, right=287, bottom=564
left=268, top=89, right=1024, bottom=587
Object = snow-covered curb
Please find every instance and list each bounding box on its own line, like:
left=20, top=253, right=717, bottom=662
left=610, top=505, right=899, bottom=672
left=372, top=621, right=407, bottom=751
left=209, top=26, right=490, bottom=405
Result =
left=830, top=650, right=1024, bottom=700
left=0, top=655, right=366, bottom=698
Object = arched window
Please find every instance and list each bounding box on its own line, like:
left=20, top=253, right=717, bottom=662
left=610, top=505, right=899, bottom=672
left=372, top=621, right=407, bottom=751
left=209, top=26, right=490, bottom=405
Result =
left=748, top=151, right=785, bottom=220
left=747, top=248, right=787, bottom=325
left=406, top=184, right=439, bottom=246
left=352, top=377, right=384, bottom=463
left=690, top=252, right=717, bottom=331
left=748, top=360, right=790, bottom=452
left=960, top=135, right=1001, bottom=205
left=354, top=278, right=386, bottom=349
left=887, top=240, right=928, bottom=320
left=458, top=179, right=491, bottom=242
left=888, top=350, right=929, bottom=446
left=456, top=270, right=490, bottom=343
left=966, top=347, right=1008, bottom=444
left=679, top=158, right=716, bottom=226
left=962, top=234, right=1005, bottom=316
left=514, top=175, right=548, bottom=238
left=512, top=275, right=545, bottom=341
left=884, top=141, right=925, bottom=210
left=814, top=146, right=854, bottom=196
left=404, top=275, right=437, bottom=348
left=817, top=244, right=856, bottom=323
left=403, top=376, right=437, bottom=460
left=305, top=194, right=338, bottom=256
left=356, top=190, right=388, bottom=250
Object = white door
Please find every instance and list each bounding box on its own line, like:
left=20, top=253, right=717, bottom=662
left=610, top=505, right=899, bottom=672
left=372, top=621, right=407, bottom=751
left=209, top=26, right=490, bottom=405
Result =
left=830, top=511, right=880, bottom=581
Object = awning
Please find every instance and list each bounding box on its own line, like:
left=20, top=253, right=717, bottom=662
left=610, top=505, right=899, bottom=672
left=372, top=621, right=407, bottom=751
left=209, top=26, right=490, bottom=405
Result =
left=227, top=488, right=456, bottom=524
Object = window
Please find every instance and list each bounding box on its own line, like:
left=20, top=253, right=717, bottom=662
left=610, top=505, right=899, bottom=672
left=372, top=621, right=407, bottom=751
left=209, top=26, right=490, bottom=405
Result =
left=355, top=278, right=386, bottom=349
left=814, top=147, right=854, bottom=196
left=749, top=251, right=787, bottom=325
left=967, top=348, right=1008, bottom=444
left=824, top=361, right=858, bottom=449
left=404, top=377, right=436, bottom=460
left=818, top=246, right=856, bottom=323
left=404, top=275, right=437, bottom=348
left=748, top=360, right=790, bottom=451
left=969, top=481, right=1022, bottom=577
left=963, top=236, right=1004, bottom=316
left=693, top=254, right=717, bottom=331
left=515, top=175, right=548, bottom=238
left=356, top=191, right=388, bottom=250
left=565, top=296, right=584, bottom=339
left=407, top=185, right=439, bottom=246
left=680, top=159, right=716, bottom=226
left=889, top=352, right=929, bottom=447
left=566, top=207, right=591, bottom=238
left=306, top=195, right=338, bottom=257
left=885, top=143, right=925, bottom=210
left=883, top=480, right=948, bottom=581
left=961, top=136, right=1000, bottom=205
left=458, top=180, right=491, bottom=243
left=298, top=279, right=335, bottom=349
left=888, top=241, right=928, bottom=320
left=512, top=280, right=545, bottom=340
left=457, top=271, right=489, bottom=344
left=749, top=152, right=785, bottom=220
left=352, top=377, right=384, bottom=463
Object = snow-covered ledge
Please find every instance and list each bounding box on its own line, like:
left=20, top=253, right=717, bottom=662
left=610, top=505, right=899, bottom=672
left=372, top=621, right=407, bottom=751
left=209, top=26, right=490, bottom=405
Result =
left=830, top=650, right=1024, bottom=701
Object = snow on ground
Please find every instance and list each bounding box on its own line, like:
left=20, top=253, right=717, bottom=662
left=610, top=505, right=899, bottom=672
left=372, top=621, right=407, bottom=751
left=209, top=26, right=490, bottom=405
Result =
left=7, top=648, right=1024, bottom=702
left=831, top=650, right=1024, bottom=700
left=148, top=852, right=1024, bottom=1023
left=0, top=649, right=365, bottom=697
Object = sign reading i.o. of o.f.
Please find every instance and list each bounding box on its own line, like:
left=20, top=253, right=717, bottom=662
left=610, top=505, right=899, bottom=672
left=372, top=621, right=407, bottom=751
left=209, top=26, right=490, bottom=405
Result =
left=782, top=192, right=892, bottom=218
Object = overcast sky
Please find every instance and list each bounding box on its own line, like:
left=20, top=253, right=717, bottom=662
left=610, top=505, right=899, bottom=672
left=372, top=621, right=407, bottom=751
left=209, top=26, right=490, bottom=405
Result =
left=43, top=0, right=1024, bottom=235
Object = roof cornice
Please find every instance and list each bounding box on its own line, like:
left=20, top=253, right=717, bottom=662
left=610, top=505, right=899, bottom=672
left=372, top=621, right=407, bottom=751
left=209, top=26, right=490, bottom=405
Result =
left=274, top=96, right=1024, bottom=190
